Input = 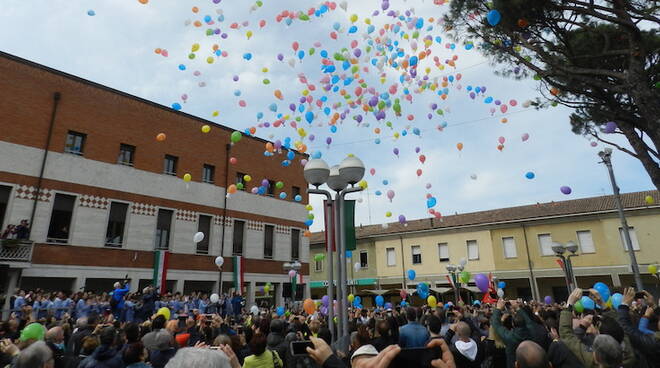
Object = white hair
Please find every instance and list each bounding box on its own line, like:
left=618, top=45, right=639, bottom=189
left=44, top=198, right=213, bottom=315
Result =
left=15, top=341, right=53, bottom=368
left=593, top=334, right=623, bottom=368
left=165, top=348, right=231, bottom=368
left=114, top=282, right=121, bottom=289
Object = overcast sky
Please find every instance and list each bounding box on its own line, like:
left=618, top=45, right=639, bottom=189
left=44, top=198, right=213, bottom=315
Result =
left=1, top=0, right=653, bottom=232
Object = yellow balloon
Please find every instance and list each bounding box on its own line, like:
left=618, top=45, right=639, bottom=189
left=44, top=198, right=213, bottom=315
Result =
left=183, top=173, right=192, bottom=182
left=264, top=285, right=270, bottom=293
left=648, top=264, right=658, bottom=274
left=350, top=14, right=358, bottom=23
left=302, top=89, right=309, bottom=96
left=157, top=307, right=171, bottom=320
left=206, top=57, right=214, bottom=64
left=243, top=175, right=252, bottom=182
left=305, top=205, right=313, bottom=211
left=385, top=211, right=392, bottom=217
left=348, top=294, right=355, bottom=303
left=191, top=43, right=200, bottom=52
left=358, top=180, right=368, bottom=189
left=246, top=30, right=253, bottom=39
left=212, top=110, right=219, bottom=117
left=262, top=67, right=269, bottom=73
left=201, top=125, right=211, bottom=133
left=427, top=295, right=437, bottom=308
left=365, top=18, right=371, bottom=25
left=645, top=195, right=655, bottom=205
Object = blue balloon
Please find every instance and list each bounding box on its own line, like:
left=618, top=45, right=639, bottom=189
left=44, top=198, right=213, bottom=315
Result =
left=178, top=64, right=186, bottom=71
left=257, top=112, right=264, bottom=119
left=593, top=282, right=611, bottom=302
left=611, top=293, right=623, bottom=309
left=384, top=302, right=392, bottom=310
left=353, top=296, right=362, bottom=307
left=415, top=18, right=424, bottom=29
left=487, top=10, right=502, bottom=26
left=304, top=219, right=313, bottom=227
left=279, top=192, right=287, bottom=199
left=348, top=25, right=358, bottom=33
left=525, top=172, right=535, bottom=179
left=297, top=50, right=305, bottom=60
left=375, top=295, right=384, bottom=307
left=427, top=197, right=437, bottom=208
left=87, top=9, right=96, bottom=16
left=375, top=190, right=382, bottom=196
left=498, top=281, right=506, bottom=289
left=408, top=269, right=416, bottom=281
left=294, top=195, right=302, bottom=202
left=287, top=151, right=295, bottom=160
left=243, top=53, right=252, bottom=60
left=311, top=151, right=322, bottom=159
left=276, top=306, right=285, bottom=316
left=580, top=296, right=595, bottom=310
left=269, top=103, right=278, bottom=112
left=484, top=96, right=494, bottom=104
left=346, top=250, right=352, bottom=258
left=400, top=300, right=407, bottom=307
left=320, top=50, right=328, bottom=58
left=409, top=56, right=418, bottom=66
left=330, top=126, right=337, bottom=133
left=473, top=300, right=481, bottom=305
left=171, top=103, right=182, bottom=111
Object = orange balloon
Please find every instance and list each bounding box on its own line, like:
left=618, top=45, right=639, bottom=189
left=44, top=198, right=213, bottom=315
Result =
left=227, top=184, right=237, bottom=194
left=274, top=90, right=283, bottom=100
left=456, top=142, right=463, bottom=151
left=266, top=142, right=274, bottom=152
left=303, top=298, right=316, bottom=314
left=138, top=0, right=148, bottom=3
left=192, top=6, right=199, bottom=13
left=550, top=87, right=560, bottom=96
left=299, top=144, right=307, bottom=153
left=249, top=127, right=257, bottom=135
left=501, top=118, right=508, bottom=123
left=156, top=133, right=166, bottom=142
left=154, top=48, right=162, bottom=54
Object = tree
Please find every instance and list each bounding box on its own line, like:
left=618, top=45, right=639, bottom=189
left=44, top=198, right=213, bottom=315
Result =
left=445, top=0, right=660, bottom=190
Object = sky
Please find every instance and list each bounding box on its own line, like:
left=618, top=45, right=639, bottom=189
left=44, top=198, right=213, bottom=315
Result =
left=0, top=0, right=653, bottom=232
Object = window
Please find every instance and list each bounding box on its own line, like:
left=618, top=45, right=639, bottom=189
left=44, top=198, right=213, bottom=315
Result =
left=267, top=180, right=275, bottom=197
left=117, top=144, right=135, bottom=166
left=65, top=131, right=86, bottom=155
left=411, top=245, right=422, bottom=264
left=291, top=229, right=300, bottom=260
left=386, top=247, right=396, bottom=266
left=202, top=164, right=215, bottom=184
left=196, top=215, right=212, bottom=254
left=232, top=220, right=245, bottom=255
left=467, top=240, right=479, bottom=260
left=264, top=225, right=274, bottom=259
left=315, top=257, right=323, bottom=272
left=538, top=234, right=554, bottom=256
left=47, top=193, right=76, bottom=243
left=0, top=185, right=10, bottom=230
left=155, top=209, right=173, bottom=249
left=502, top=237, right=517, bottom=258
left=619, top=227, right=640, bottom=251
left=438, top=243, right=449, bottom=262
left=236, top=172, right=246, bottom=186
left=105, top=202, right=128, bottom=247
left=292, top=186, right=301, bottom=198
left=360, top=251, right=368, bottom=268
left=163, top=155, right=178, bottom=175
left=577, top=230, right=596, bottom=253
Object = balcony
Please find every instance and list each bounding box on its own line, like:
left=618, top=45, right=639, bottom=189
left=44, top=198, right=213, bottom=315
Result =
left=0, top=240, right=34, bottom=263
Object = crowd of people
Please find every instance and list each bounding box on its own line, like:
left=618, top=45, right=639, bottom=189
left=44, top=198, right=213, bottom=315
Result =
left=1, top=283, right=659, bottom=368
left=0, top=220, right=30, bottom=240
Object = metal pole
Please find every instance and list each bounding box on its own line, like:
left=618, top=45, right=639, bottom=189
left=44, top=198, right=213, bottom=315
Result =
left=334, top=194, right=344, bottom=339
left=559, top=255, right=571, bottom=294
left=603, top=157, right=644, bottom=290
left=567, top=255, right=578, bottom=290
left=338, top=193, right=349, bottom=339
left=521, top=224, right=540, bottom=301
left=309, top=189, right=335, bottom=342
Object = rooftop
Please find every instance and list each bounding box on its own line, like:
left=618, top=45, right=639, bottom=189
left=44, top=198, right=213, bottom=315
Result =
left=310, top=190, right=659, bottom=243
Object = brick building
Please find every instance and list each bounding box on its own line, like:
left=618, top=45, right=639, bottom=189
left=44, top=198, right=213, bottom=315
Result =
left=0, top=51, right=310, bottom=310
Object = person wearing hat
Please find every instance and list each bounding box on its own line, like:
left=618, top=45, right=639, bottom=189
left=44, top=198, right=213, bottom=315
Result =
left=351, top=344, right=380, bottom=365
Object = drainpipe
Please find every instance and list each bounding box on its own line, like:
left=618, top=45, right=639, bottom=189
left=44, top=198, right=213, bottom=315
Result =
left=28, top=92, right=61, bottom=240
left=399, top=236, right=407, bottom=292
left=218, top=143, right=231, bottom=294
left=521, top=224, right=539, bottom=301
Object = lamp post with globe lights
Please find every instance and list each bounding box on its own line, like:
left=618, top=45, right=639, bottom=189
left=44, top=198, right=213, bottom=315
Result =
left=599, top=147, right=643, bottom=290
left=304, top=155, right=365, bottom=341
left=551, top=241, right=579, bottom=294
left=283, top=261, right=302, bottom=306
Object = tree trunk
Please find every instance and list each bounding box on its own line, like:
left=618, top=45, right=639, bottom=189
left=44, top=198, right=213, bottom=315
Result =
left=618, top=121, right=660, bottom=191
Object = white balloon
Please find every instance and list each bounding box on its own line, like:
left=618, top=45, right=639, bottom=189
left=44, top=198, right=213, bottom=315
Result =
left=339, top=0, right=348, bottom=11
left=459, top=258, right=468, bottom=267
left=250, top=305, right=259, bottom=315
left=193, top=232, right=205, bottom=243
left=354, top=262, right=361, bottom=272
left=215, top=256, right=225, bottom=268
left=210, top=293, right=219, bottom=303
left=497, top=288, right=504, bottom=298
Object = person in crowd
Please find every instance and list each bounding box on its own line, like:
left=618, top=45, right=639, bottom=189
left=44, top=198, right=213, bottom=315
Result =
left=266, top=319, right=288, bottom=363
left=149, top=329, right=177, bottom=368
left=44, top=326, right=67, bottom=368
left=617, top=287, right=660, bottom=365
left=78, top=326, right=124, bottom=368
left=164, top=347, right=235, bottom=368
left=122, top=341, right=149, bottom=368
left=491, top=298, right=534, bottom=368
left=370, top=318, right=395, bottom=351
left=142, top=314, right=167, bottom=352
left=444, top=321, right=484, bottom=368
left=399, top=306, right=429, bottom=348
left=242, top=333, right=283, bottom=368
left=14, top=340, right=53, bottom=368
left=110, top=280, right=130, bottom=321
left=515, top=341, right=551, bottom=368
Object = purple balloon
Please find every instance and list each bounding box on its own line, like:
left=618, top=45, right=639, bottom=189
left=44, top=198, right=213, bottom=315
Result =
left=494, top=100, right=501, bottom=105
left=604, top=121, right=617, bottom=133
left=322, top=295, right=329, bottom=306
left=289, top=103, right=296, bottom=112
left=261, top=179, right=269, bottom=186
left=398, top=215, right=406, bottom=224
left=277, top=53, right=284, bottom=61
left=475, top=273, right=489, bottom=293
left=415, top=147, right=420, bottom=153
left=560, top=186, right=572, bottom=195
left=299, top=96, right=306, bottom=103
left=381, top=1, right=389, bottom=11
left=393, top=148, right=399, bottom=156
left=375, top=110, right=385, bottom=120
left=326, top=137, right=332, bottom=145
left=481, top=86, right=487, bottom=93
left=430, top=103, right=438, bottom=110
left=232, top=75, right=239, bottom=82
left=469, top=92, right=476, bottom=99
left=369, top=96, right=379, bottom=107
left=353, top=49, right=362, bottom=57
left=309, top=134, right=315, bottom=141
left=274, top=140, right=282, bottom=149
left=356, top=115, right=363, bottom=123
left=544, top=296, right=553, bottom=304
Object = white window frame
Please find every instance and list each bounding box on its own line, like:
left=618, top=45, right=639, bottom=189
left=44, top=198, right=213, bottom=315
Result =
left=502, top=237, right=517, bottom=259
left=411, top=245, right=422, bottom=265
left=438, top=243, right=449, bottom=262
left=619, top=227, right=640, bottom=251
left=315, top=258, right=323, bottom=272
left=576, top=230, right=596, bottom=254
left=46, top=191, right=79, bottom=245
left=386, top=247, right=396, bottom=266
left=104, top=200, right=131, bottom=248
left=359, top=251, right=368, bottom=269
left=538, top=233, right=554, bottom=256
left=467, top=240, right=479, bottom=260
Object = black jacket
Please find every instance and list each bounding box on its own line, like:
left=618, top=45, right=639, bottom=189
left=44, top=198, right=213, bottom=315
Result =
left=618, top=305, right=660, bottom=366
left=444, top=329, right=485, bottom=368
left=77, top=345, right=124, bottom=368
left=266, top=332, right=288, bottom=365
left=547, top=340, right=584, bottom=368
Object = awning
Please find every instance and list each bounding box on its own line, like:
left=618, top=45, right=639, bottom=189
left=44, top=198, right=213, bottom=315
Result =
left=364, top=289, right=391, bottom=295
left=431, top=287, right=451, bottom=294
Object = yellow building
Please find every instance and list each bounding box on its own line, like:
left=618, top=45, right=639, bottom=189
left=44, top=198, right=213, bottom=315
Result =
left=310, top=190, right=659, bottom=304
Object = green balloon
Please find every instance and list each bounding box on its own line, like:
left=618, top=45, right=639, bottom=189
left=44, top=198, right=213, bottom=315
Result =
left=275, top=181, right=284, bottom=189
left=263, top=79, right=270, bottom=85
left=236, top=183, right=244, bottom=190
left=230, top=131, right=242, bottom=143
left=307, top=213, right=314, bottom=220
left=308, top=48, right=315, bottom=56
left=20, top=323, right=45, bottom=341
left=459, top=271, right=471, bottom=283
left=574, top=300, right=584, bottom=313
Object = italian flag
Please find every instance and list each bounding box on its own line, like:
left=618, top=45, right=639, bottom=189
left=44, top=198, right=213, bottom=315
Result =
left=153, top=250, right=170, bottom=293
left=233, top=256, right=244, bottom=295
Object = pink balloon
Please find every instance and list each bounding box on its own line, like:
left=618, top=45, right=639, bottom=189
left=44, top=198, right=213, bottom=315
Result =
left=498, top=136, right=505, bottom=144
left=521, top=133, right=529, bottom=142
left=387, top=190, right=395, bottom=202
left=370, top=168, right=376, bottom=176
left=500, top=105, right=508, bottom=113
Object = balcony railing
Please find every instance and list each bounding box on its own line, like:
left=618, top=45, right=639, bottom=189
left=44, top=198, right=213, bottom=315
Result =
left=0, top=240, right=34, bottom=263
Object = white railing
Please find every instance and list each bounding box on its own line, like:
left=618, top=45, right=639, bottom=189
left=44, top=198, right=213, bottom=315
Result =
left=0, top=240, right=34, bottom=262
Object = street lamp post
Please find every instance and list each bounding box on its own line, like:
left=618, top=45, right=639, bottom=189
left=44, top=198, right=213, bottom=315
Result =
left=599, top=148, right=644, bottom=290
left=304, top=156, right=365, bottom=341
left=284, top=261, right=302, bottom=306
left=552, top=241, right=579, bottom=294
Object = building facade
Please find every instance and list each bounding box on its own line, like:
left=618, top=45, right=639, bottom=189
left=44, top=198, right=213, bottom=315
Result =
left=310, top=191, right=659, bottom=305
left=0, top=52, right=310, bottom=311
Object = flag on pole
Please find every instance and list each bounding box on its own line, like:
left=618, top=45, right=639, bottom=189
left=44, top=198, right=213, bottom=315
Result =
left=344, top=200, right=357, bottom=251
left=233, top=256, right=244, bottom=295
left=153, top=250, right=170, bottom=293
left=323, top=200, right=335, bottom=251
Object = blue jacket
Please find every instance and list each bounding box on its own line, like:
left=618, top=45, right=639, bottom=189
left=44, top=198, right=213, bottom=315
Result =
left=398, top=321, right=430, bottom=348
left=111, top=284, right=130, bottom=310
left=78, top=345, right=124, bottom=368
